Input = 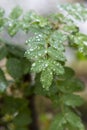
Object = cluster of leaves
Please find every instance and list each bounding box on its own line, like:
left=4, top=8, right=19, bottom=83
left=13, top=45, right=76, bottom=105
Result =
left=0, top=96, right=31, bottom=130
left=0, top=43, right=31, bottom=130
left=0, top=3, right=87, bottom=130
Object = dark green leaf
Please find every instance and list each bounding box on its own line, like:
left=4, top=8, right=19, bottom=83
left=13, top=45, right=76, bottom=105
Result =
left=13, top=111, right=31, bottom=126
left=58, top=67, right=75, bottom=79
left=57, top=77, right=84, bottom=93
left=61, top=94, right=84, bottom=107
left=0, top=46, right=8, bottom=60
left=7, top=45, right=24, bottom=58
left=6, top=58, right=23, bottom=79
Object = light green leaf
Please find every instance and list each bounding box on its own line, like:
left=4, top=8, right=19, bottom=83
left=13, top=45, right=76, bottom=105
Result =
left=49, top=59, right=64, bottom=75
left=26, top=33, right=46, bottom=45
left=7, top=20, right=20, bottom=36
left=40, top=68, right=53, bottom=90
left=0, top=8, right=5, bottom=17
left=25, top=47, right=46, bottom=60
left=58, top=3, right=87, bottom=21
left=49, top=30, right=66, bottom=51
left=31, top=59, right=49, bottom=73
left=9, top=6, right=23, bottom=19
left=48, top=47, right=66, bottom=62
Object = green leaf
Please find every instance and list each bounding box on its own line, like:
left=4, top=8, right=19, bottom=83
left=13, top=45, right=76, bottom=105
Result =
left=0, top=69, right=8, bottom=93
left=48, top=47, right=66, bottom=62
left=0, top=46, right=8, bottom=60
left=31, top=59, right=48, bottom=73
left=25, top=45, right=46, bottom=60
left=58, top=3, right=87, bottom=21
left=6, top=58, right=24, bottom=79
left=0, top=8, right=5, bottom=17
left=49, top=113, right=66, bottom=130
left=49, top=31, right=66, bottom=51
left=65, top=110, right=85, bottom=130
left=7, top=20, right=20, bottom=36
left=57, top=77, right=84, bottom=93
left=22, top=58, right=31, bottom=74
left=13, top=111, right=31, bottom=126
left=7, top=45, right=24, bottom=58
left=26, top=33, right=46, bottom=45
left=69, top=33, right=87, bottom=56
left=49, top=59, right=64, bottom=75
left=2, top=96, right=29, bottom=114
left=63, top=24, right=79, bottom=33
left=58, top=67, right=75, bottom=79
left=61, top=94, right=84, bottom=107
left=40, top=68, right=53, bottom=90
left=9, top=6, right=23, bottom=19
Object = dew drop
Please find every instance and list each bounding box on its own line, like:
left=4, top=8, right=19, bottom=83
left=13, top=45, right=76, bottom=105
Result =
left=45, top=50, right=47, bottom=53
left=37, top=39, right=40, bottom=42
left=45, top=63, right=48, bottom=67
left=8, top=22, right=12, bottom=27
left=38, top=53, right=42, bottom=56
left=35, top=56, right=38, bottom=59
left=50, top=72, right=52, bottom=75
left=26, top=40, right=28, bottom=44
left=32, top=63, right=36, bottom=67
left=30, top=48, right=34, bottom=51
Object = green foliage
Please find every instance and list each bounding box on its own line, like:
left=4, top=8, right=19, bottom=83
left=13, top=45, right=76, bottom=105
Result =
left=0, top=3, right=87, bottom=130
left=6, top=58, right=24, bottom=80
left=9, top=6, right=23, bottom=19
left=1, top=96, right=31, bottom=129
left=50, top=110, right=85, bottom=130
left=0, top=69, right=8, bottom=93
left=58, top=3, right=87, bottom=21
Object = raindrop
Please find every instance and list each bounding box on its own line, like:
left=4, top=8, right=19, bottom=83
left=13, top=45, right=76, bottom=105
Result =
left=53, top=68, right=56, bottom=71
left=84, top=41, right=87, bottom=46
left=38, top=53, right=42, bottom=56
left=8, top=22, right=12, bottom=27
left=32, top=63, right=36, bottom=67
left=30, top=48, right=34, bottom=51
left=37, top=39, right=40, bottom=42
left=27, top=51, right=30, bottom=54
left=38, top=34, right=42, bottom=37
left=35, top=56, right=38, bottom=59
left=45, top=50, right=47, bottom=53
left=26, top=40, right=28, bottom=44
left=50, top=72, right=52, bottom=75
left=45, top=63, right=48, bottom=67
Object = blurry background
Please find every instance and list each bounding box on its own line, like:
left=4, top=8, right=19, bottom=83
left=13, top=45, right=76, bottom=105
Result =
left=0, top=0, right=87, bottom=130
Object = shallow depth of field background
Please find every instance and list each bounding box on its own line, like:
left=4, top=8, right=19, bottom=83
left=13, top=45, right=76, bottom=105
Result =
left=0, top=0, right=87, bottom=130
